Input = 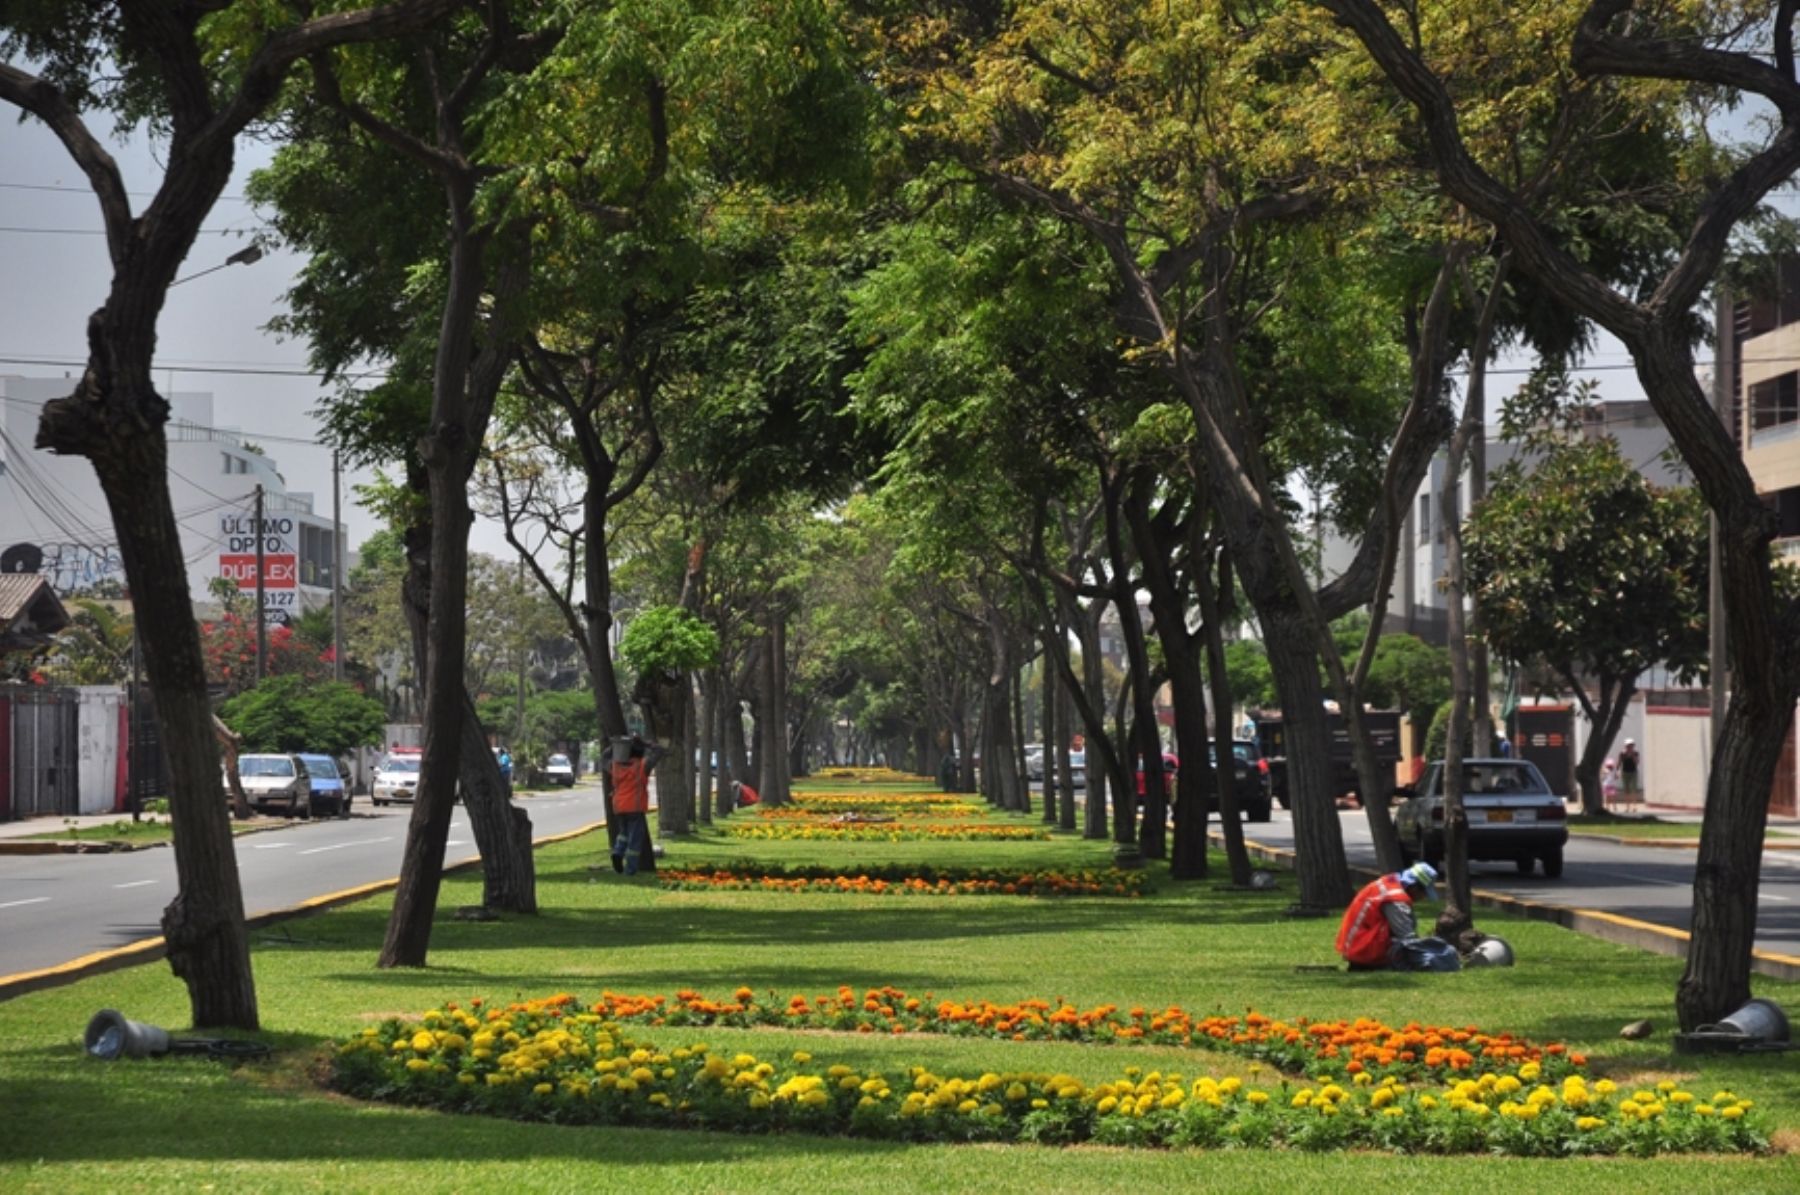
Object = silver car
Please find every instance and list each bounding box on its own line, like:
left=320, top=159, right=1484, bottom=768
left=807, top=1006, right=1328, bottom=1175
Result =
left=1395, top=758, right=1569, bottom=877
left=237, top=753, right=312, bottom=818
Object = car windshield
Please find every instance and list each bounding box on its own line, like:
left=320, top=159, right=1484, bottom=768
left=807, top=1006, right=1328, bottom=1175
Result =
left=548, top=754, right=570, bottom=767
left=301, top=758, right=339, bottom=779
left=382, top=756, right=421, bottom=775
left=1444, top=763, right=1549, bottom=796
left=241, top=757, right=295, bottom=778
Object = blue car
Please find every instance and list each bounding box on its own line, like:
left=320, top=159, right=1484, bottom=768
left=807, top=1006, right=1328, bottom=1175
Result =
left=297, top=753, right=349, bottom=819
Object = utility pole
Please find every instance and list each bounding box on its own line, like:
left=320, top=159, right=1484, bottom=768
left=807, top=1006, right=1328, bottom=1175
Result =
left=254, top=483, right=267, bottom=682
left=332, top=450, right=345, bottom=682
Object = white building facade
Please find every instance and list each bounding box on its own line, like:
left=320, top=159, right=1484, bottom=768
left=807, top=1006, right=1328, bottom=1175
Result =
left=0, top=374, right=339, bottom=623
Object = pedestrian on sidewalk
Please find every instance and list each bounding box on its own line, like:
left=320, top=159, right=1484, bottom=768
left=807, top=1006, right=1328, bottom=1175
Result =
left=1618, top=739, right=1640, bottom=810
left=607, top=734, right=665, bottom=875
left=1602, top=757, right=1620, bottom=809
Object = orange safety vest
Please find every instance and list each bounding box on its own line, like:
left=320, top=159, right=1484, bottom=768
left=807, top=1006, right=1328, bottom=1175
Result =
left=1336, top=875, right=1411, bottom=966
left=611, top=758, right=651, bottom=814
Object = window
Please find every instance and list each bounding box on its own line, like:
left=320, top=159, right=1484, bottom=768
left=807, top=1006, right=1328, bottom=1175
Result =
left=1417, top=492, right=1431, bottom=544
left=1750, top=371, right=1799, bottom=434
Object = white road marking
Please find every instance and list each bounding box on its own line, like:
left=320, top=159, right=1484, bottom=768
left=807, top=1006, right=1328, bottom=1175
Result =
left=1759, top=892, right=1792, bottom=903
left=298, top=837, right=393, bottom=856
left=113, top=880, right=157, bottom=890
left=446, top=839, right=469, bottom=848
left=252, top=842, right=293, bottom=850
left=0, top=897, right=51, bottom=910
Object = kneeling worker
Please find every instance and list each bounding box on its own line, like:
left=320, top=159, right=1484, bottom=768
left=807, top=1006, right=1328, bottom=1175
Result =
left=1336, top=863, right=1450, bottom=971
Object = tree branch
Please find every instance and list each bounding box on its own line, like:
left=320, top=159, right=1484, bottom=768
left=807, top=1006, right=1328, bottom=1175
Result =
left=0, top=64, right=133, bottom=266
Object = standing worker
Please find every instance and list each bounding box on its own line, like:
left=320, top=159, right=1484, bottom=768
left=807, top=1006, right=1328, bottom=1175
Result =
left=1336, top=863, right=1458, bottom=971
left=607, top=734, right=666, bottom=874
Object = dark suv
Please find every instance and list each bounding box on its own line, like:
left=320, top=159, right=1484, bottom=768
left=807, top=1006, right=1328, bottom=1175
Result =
left=1197, top=740, right=1273, bottom=823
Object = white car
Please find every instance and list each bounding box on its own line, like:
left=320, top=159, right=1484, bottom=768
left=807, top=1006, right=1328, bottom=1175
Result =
left=237, top=753, right=312, bottom=817
left=373, top=750, right=423, bottom=806
left=543, top=753, right=576, bottom=787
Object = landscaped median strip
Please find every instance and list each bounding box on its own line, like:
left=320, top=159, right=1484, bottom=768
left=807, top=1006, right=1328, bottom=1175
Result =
left=658, top=863, right=1147, bottom=897
left=331, top=993, right=1768, bottom=1156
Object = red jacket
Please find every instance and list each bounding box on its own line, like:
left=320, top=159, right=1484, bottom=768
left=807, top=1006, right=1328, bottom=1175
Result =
left=1336, top=875, right=1411, bottom=966
left=611, top=758, right=651, bottom=814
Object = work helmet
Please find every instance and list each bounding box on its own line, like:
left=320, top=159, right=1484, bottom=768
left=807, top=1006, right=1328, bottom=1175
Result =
left=1465, top=936, right=1515, bottom=967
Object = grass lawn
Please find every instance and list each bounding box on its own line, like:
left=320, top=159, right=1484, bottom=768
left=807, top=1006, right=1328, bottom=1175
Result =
left=21, top=817, right=280, bottom=846
left=2, top=776, right=1797, bottom=1193
left=1568, top=818, right=1798, bottom=842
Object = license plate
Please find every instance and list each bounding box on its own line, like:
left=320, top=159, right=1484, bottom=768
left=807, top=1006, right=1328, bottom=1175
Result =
left=1483, top=810, right=1513, bottom=824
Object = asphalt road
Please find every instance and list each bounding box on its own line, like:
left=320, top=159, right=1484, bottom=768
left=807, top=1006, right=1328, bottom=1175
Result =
left=1238, top=809, right=1800, bottom=959
left=0, top=782, right=610, bottom=979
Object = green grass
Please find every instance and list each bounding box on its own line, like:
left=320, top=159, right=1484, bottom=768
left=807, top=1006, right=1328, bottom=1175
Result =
left=1, top=776, right=1797, bottom=1192
left=22, top=818, right=275, bottom=845
left=1568, top=819, right=1797, bottom=842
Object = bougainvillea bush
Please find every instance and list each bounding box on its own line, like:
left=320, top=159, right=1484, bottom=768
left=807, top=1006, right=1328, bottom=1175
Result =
left=331, top=995, right=1767, bottom=1157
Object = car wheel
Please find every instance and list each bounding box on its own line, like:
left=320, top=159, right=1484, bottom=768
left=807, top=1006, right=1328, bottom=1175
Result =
left=1515, top=856, right=1535, bottom=876
left=1541, top=848, right=1564, bottom=879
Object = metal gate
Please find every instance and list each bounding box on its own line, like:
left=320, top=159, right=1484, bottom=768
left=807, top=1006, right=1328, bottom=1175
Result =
left=1515, top=704, right=1574, bottom=798
left=8, top=686, right=80, bottom=817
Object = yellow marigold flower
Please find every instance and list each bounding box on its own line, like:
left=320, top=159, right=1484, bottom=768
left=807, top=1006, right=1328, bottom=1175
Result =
left=1656, top=1080, right=1678, bottom=1094
left=1352, top=1072, right=1373, bottom=1087
left=1576, top=1116, right=1606, bottom=1131
left=1383, top=1107, right=1406, bottom=1118
left=792, top=1051, right=812, bottom=1064
left=754, top=1062, right=774, bottom=1078
left=1370, top=1088, right=1394, bottom=1108
left=405, top=1058, right=431, bottom=1073
left=802, top=1089, right=829, bottom=1108
left=1466, top=1103, right=1491, bottom=1119
left=1722, top=1106, right=1745, bottom=1120
left=616, top=1078, right=638, bottom=1094
left=630, top=1049, right=652, bottom=1064
left=1696, top=1104, right=1714, bottom=1116
left=1006, top=1082, right=1029, bottom=1102
left=733, top=1053, right=757, bottom=1069
left=1291, top=1093, right=1311, bottom=1109
left=390, top=1040, right=409, bottom=1053
left=1712, top=1091, right=1735, bottom=1105
left=1632, top=1089, right=1654, bottom=1103
left=1318, top=1104, right=1340, bottom=1118
left=485, top=1073, right=508, bottom=1087
left=1057, top=1084, right=1083, bottom=1100
left=1519, top=1062, right=1541, bottom=1081
left=829, top=1065, right=855, bottom=1079
left=1031, top=1098, right=1048, bottom=1110
left=1739, top=1100, right=1755, bottom=1110
left=956, top=1099, right=980, bottom=1115
left=749, top=1092, right=771, bottom=1110
left=457, top=1073, right=476, bottom=1085
left=1670, top=1091, right=1694, bottom=1104
left=1495, top=1076, right=1522, bottom=1096
left=1418, top=1095, right=1438, bottom=1110
left=630, top=1067, right=655, bottom=1084
left=648, top=1093, right=670, bottom=1107
left=1160, top=1090, right=1184, bottom=1109
left=981, top=1102, right=1004, bottom=1117
left=533, top=1083, right=552, bottom=1096
left=1220, top=1077, right=1242, bottom=1095
left=1594, top=1079, right=1618, bottom=1096
left=1247, top=1091, right=1270, bottom=1106
left=1098, top=1096, right=1120, bottom=1114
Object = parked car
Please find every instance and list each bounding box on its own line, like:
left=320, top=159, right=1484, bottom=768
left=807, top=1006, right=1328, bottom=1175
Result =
left=296, top=753, right=349, bottom=818
left=1193, top=740, right=1273, bottom=823
left=373, top=748, right=423, bottom=806
left=1134, top=752, right=1181, bottom=798
left=236, top=753, right=312, bottom=818
left=1395, top=758, right=1568, bottom=877
left=543, top=753, right=576, bottom=787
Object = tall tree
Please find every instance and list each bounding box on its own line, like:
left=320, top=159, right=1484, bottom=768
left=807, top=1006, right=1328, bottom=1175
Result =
left=1467, top=373, right=1709, bottom=815
left=1322, top=0, right=1800, bottom=1029
left=0, top=0, right=460, bottom=1029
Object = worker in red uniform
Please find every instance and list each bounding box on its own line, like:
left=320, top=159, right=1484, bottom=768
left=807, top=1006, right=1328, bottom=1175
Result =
left=607, top=734, right=666, bottom=874
left=1336, top=863, right=1444, bottom=971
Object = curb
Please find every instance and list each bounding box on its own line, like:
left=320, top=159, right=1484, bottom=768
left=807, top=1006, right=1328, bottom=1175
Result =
left=1216, top=832, right=1800, bottom=984
left=0, top=819, right=609, bottom=1004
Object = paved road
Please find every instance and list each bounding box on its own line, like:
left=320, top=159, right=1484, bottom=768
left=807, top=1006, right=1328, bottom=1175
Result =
left=1238, top=809, right=1800, bottom=959
left=0, top=783, right=610, bottom=979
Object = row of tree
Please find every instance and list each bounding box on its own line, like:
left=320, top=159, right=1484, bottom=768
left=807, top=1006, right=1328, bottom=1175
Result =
left=6, top=1, right=1797, bottom=1036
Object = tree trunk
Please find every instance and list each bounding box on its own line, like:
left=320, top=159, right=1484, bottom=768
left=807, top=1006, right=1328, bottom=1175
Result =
left=698, top=671, right=717, bottom=824
left=77, top=427, right=259, bottom=1028
left=457, top=689, right=535, bottom=913
left=1262, top=609, right=1352, bottom=912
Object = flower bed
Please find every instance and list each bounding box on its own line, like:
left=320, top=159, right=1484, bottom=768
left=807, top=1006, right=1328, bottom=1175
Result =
left=658, top=863, right=1146, bottom=898
left=722, top=822, right=1051, bottom=842
left=331, top=995, right=1766, bottom=1156
left=583, top=986, right=1583, bottom=1085
left=757, top=796, right=988, bottom=819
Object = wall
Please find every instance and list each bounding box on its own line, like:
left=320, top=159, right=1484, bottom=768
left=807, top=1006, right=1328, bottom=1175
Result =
left=1644, top=706, right=1709, bottom=811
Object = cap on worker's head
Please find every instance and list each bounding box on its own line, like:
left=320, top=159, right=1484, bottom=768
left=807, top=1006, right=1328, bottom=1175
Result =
left=1624, top=739, right=1635, bottom=747
left=1399, top=862, right=1438, bottom=899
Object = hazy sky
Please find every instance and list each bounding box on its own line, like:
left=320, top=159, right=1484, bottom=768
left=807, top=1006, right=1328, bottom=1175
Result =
left=0, top=111, right=516, bottom=561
